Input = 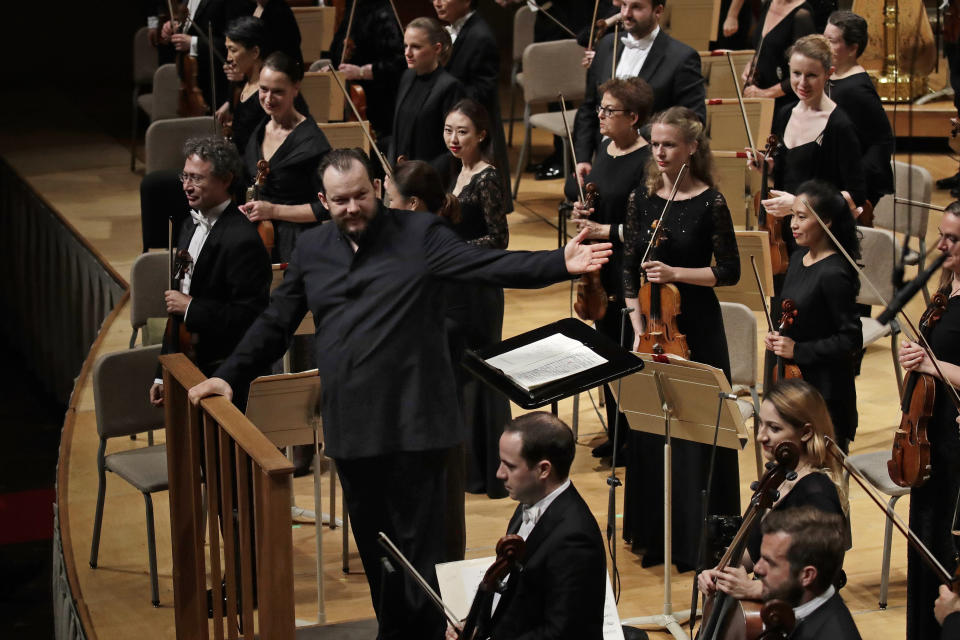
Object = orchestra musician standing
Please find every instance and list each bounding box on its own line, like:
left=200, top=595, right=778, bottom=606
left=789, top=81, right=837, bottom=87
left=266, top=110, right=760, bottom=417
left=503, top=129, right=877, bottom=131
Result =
left=158, top=0, right=234, bottom=110
left=564, top=76, right=654, bottom=459
left=573, top=0, right=706, bottom=183
left=898, top=201, right=960, bottom=640
left=247, top=0, right=303, bottom=69
left=742, top=0, right=815, bottom=111
left=697, top=379, right=847, bottom=601
left=186, top=148, right=613, bottom=639
left=621, top=106, right=740, bottom=568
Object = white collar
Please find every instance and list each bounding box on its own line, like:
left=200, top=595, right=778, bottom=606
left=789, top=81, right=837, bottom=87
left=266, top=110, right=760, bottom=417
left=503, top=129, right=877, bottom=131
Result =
left=793, top=584, right=836, bottom=621
left=622, top=25, right=659, bottom=50
left=521, top=478, right=570, bottom=526
left=446, top=11, right=475, bottom=36
left=200, top=198, right=231, bottom=221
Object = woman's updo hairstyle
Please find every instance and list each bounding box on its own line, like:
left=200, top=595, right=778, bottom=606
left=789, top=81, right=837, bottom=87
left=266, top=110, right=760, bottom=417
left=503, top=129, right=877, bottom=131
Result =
left=445, top=99, right=494, bottom=163
left=795, top=179, right=861, bottom=263
left=225, top=16, right=266, bottom=55
left=787, top=34, right=833, bottom=73
left=392, top=160, right=461, bottom=223
left=406, top=17, right=453, bottom=66
left=645, top=106, right=715, bottom=192
left=262, top=50, right=303, bottom=84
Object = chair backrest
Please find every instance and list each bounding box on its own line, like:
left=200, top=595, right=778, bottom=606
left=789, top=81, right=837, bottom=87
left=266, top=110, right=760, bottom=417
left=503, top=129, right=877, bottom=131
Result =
left=145, top=116, right=216, bottom=173
left=521, top=40, right=587, bottom=105
left=720, top=302, right=758, bottom=387
left=133, top=27, right=159, bottom=87
left=301, top=71, right=345, bottom=123
left=705, top=98, right=775, bottom=152
left=871, top=160, right=931, bottom=237
left=513, top=5, right=536, bottom=65
left=245, top=370, right=322, bottom=448
left=93, top=345, right=164, bottom=439
left=712, top=151, right=756, bottom=227
left=857, top=226, right=899, bottom=306
left=130, top=252, right=170, bottom=336
left=292, top=6, right=337, bottom=64
left=318, top=120, right=371, bottom=153
left=151, top=64, right=181, bottom=122
left=661, top=0, right=719, bottom=51
left=699, top=50, right=755, bottom=100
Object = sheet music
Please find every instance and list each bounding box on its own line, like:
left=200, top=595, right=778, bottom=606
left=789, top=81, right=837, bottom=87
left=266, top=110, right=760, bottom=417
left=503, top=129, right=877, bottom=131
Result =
left=485, top=333, right=607, bottom=390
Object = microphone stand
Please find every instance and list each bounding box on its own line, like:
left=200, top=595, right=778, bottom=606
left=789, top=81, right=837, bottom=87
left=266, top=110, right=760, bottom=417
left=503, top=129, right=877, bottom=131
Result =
left=606, top=307, right=632, bottom=603
left=877, top=252, right=947, bottom=325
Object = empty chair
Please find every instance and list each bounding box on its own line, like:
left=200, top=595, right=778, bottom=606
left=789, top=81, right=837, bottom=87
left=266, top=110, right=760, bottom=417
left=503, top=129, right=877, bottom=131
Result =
left=704, top=98, right=775, bottom=153
left=144, top=116, right=216, bottom=174
left=720, top=301, right=763, bottom=478
left=129, top=252, right=169, bottom=349
left=699, top=50, right=755, bottom=100
left=89, top=345, right=167, bottom=607
left=137, top=63, right=179, bottom=124
left=512, top=39, right=586, bottom=199
left=857, top=226, right=904, bottom=392
left=131, top=27, right=159, bottom=171
left=508, top=4, right=536, bottom=147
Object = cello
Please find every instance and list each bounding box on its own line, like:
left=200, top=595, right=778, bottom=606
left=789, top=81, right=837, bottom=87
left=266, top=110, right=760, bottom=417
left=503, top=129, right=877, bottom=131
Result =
left=696, top=441, right=801, bottom=640
left=634, top=165, right=691, bottom=359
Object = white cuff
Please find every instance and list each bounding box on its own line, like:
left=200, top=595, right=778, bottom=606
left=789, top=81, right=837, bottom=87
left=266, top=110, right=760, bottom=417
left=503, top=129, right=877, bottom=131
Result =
left=190, top=35, right=198, bottom=57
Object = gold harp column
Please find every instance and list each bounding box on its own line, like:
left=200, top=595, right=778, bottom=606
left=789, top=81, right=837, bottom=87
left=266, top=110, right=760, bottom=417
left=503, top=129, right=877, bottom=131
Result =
left=873, top=0, right=929, bottom=102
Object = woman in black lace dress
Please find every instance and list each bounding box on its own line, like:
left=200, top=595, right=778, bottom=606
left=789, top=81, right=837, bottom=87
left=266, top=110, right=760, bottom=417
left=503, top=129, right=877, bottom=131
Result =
left=442, top=99, right=510, bottom=498
left=621, top=106, right=741, bottom=569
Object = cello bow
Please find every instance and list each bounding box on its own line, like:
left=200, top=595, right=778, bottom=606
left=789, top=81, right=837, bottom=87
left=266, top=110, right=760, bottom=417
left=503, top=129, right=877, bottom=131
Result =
left=557, top=92, right=584, bottom=205
left=724, top=50, right=757, bottom=160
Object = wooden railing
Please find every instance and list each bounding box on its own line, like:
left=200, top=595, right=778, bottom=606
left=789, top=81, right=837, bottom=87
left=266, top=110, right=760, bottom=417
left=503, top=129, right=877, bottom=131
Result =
left=161, top=354, right=295, bottom=640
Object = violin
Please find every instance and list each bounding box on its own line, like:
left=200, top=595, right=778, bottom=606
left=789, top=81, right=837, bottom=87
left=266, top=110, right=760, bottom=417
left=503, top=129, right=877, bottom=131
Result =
left=460, top=535, right=525, bottom=640
left=696, top=441, right=801, bottom=640
left=888, top=287, right=947, bottom=487
left=246, top=159, right=275, bottom=254
left=164, top=247, right=198, bottom=361
left=635, top=220, right=690, bottom=358
left=167, top=0, right=207, bottom=118
left=754, top=135, right=788, bottom=275
left=772, top=299, right=802, bottom=383
left=338, top=2, right=368, bottom=122
left=574, top=183, right=614, bottom=321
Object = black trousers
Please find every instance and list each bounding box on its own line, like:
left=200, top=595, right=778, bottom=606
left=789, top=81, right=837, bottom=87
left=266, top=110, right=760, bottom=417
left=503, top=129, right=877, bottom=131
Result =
left=336, top=448, right=462, bottom=640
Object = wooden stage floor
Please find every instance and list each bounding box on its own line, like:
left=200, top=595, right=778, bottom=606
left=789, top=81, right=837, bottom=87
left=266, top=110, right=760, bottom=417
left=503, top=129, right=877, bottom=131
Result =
left=5, top=115, right=959, bottom=639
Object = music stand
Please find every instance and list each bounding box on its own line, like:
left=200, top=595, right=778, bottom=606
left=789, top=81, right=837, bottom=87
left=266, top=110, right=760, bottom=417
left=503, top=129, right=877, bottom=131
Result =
left=617, top=355, right=748, bottom=640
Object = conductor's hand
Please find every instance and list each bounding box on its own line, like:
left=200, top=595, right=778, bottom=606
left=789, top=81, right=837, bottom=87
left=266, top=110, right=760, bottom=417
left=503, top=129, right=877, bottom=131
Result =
left=565, top=227, right=612, bottom=274
left=714, top=566, right=762, bottom=600
left=697, top=568, right=721, bottom=596
left=188, top=377, right=233, bottom=405
left=761, top=190, right=795, bottom=218
left=641, top=260, right=676, bottom=284
left=239, top=200, right=277, bottom=222
left=165, top=290, right=191, bottom=315
left=935, top=585, right=960, bottom=625
left=149, top=382, right=165, bottom=407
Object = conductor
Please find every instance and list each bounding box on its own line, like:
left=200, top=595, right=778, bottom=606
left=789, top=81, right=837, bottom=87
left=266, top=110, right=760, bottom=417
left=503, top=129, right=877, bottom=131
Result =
left=188, top=148, right=612, bottom=639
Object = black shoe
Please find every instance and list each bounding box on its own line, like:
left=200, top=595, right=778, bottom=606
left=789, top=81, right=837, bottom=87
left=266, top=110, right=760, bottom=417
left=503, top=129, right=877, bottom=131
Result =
left=535, top=164, right=562, bottom=180
left=937, top=172, right=960, bottom=190
left=591, top=440, right=613, bottom=458
left=622, top=627, right=650, bottom=640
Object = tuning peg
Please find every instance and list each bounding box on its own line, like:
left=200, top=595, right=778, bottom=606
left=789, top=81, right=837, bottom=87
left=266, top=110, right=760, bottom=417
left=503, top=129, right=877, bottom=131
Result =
left=749, top=481, right=759, bottom=491
left=785, top=471, right=798, bottom=481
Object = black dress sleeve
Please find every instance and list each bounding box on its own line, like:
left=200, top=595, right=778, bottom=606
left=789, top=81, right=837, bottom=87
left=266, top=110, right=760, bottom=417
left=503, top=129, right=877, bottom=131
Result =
left=824, top=111, right=867, bottom=207
left=709, top=192, right=740, bottom=286
left=792, top=260, right=862, bottom=365
left=622, top=188, right=646, bottom=298
left=468, top=169, right=509, bottom=249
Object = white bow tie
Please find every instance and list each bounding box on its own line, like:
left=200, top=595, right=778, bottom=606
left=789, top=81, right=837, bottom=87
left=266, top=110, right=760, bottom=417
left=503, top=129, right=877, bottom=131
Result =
left=621, top=36, right=650, bottom=50
left=521, top=504, right=540, bottom=525
left=190, top=210, right=213, bottom=231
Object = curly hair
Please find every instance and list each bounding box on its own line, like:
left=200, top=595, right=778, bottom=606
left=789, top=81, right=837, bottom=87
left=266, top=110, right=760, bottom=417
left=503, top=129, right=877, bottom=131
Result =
left=182, top=136, right=243, bottom=183
left=644, top=106, right=715, bottom=193
left=597, top=76, right=655, bottom=131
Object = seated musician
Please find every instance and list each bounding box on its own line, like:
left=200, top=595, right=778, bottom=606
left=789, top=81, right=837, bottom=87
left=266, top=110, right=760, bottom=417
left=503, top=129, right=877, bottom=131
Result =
left=935, top=586, right=960, bottom=639
left=753, top=506, right=861, bottom=639
left=698, top=380, right=847, bottom=601
left=447, top=411, right=606, bottom=639
left=149, top=135, right=272, bottom=409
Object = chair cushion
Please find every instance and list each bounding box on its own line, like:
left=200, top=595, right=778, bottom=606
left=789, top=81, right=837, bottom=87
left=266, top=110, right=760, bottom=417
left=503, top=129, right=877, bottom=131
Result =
left=528, top=109, right=580, bottom=138
left=737, top=398, right=755, bottom=422
left=105, top=444, right=168, bottom=493
left=847, top=450, right=909, bottom=497
left=861, top=316, right=893, bottom=346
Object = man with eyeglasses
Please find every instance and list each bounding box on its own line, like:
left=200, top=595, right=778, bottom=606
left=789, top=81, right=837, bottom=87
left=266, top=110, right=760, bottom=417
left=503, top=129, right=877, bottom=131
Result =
left=572, top=0, right=705, bottom=182
left=149, top=135, right=271, bottom=409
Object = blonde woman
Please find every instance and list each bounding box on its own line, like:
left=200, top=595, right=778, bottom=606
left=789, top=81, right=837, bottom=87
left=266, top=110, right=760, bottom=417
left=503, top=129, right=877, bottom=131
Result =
left=698, top=378, right=848, bottom=601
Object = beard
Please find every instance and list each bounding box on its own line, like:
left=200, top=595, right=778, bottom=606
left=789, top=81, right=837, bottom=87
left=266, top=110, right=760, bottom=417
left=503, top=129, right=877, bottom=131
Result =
left=761, top=573, right=805, bottom=607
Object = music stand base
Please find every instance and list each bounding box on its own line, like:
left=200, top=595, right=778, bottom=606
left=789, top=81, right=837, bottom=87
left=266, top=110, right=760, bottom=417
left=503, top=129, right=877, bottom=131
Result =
left=621, top=609, right=693, bottom=640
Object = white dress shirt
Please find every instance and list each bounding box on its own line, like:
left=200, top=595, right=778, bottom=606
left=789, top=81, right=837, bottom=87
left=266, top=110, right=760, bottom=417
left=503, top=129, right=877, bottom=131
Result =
left=616, top=26, right=660, bottom=79
left=180, top=198, right=230, bottom=311
left=445, top=11, right=475, bottom=44
left=793, top=584, right=836, bottom=623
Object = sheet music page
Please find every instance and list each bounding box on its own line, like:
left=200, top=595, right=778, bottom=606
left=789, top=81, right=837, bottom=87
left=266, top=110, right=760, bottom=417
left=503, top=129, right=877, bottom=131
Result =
left=485, top=333, right=607, bottom=390
left=436, top=557, right=624, bottom=639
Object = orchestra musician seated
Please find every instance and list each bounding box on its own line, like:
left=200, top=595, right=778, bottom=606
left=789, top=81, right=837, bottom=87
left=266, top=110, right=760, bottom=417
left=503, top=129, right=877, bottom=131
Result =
left=752, top=506, right=861, bottom=639
left=447, top=411, right=606, bottom=640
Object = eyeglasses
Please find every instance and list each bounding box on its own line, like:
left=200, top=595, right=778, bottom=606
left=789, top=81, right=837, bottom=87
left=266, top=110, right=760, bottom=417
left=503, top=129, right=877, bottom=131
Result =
left=178, top=172, right=208, bottom=186
left=596, top=105, right=628, bottom=117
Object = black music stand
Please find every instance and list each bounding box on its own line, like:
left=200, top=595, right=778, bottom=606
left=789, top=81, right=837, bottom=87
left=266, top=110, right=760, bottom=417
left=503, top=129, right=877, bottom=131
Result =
left=461, top=317, right=644, bottom=413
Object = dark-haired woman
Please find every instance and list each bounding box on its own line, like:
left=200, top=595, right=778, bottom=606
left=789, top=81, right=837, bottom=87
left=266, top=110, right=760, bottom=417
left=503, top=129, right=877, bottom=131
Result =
left=240, top=51, right=330, bottom=263
left=389, top=17, right=464, bottom=171
left=824, top=10, right=893, bottom=207
left=442, top=99, right=510, bottom=498
left=563, top=76, right=654, bottom=459
left=250, top=0, right=303, bottom=68
left=765, top=179, right=861, bottom=449
left=621, top=106, right=741, bottom=570
left=743, top=0, right=816, bottom=112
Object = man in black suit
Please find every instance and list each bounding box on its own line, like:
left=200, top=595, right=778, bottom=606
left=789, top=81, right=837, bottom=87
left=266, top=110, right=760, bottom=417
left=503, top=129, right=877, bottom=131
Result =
left=149, top=135, right=271, bottom=408
left=435, top=0, right=512, bottom=206
left=477, top=411, right=607, bottom=639
left=573, top=0, right=706, bottom=181
left=187, top=149, right=612, bottom=639
left=754, top=506, right=862, bottom=640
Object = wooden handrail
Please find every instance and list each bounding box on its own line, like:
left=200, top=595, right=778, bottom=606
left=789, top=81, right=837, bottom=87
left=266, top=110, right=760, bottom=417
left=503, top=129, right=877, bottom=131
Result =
left=161, top=353, right=295, bottom=640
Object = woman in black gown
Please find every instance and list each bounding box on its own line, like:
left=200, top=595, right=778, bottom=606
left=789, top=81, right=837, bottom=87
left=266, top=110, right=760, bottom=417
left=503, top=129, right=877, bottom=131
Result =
left=743, top=0, right=815, bottom=111
left=697, top=379, right=846, bottom=600
left=621, top=106, right=741, bottom=569
left=563, top=76, right=654, bottom=458
left=441, top=99, right=510, bottom=498
left=766, top=180, right=861, bottom=448
left=240, top=51, right=330, bottom=263
left=389, top=17, right=464, bottom=171
left=898, top=202, right=960, bottom=640
left=824, top=10, right=894, bottom=207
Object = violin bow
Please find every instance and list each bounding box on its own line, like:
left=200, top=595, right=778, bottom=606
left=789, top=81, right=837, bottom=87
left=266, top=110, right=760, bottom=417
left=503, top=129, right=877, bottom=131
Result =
left=612, top=22, right=619, bottom=78
left=386, top=0, right=403, bottom=32
left=639, top=163, right=689, bottom=266
left=328, top=69, right=394, bottom=181
left=557, top=92, right=584, bottom=205
left=725, top=51, right=757, bottom=160
left=525, top=0, right=577, bottom=38
left=894, top=197, right=946, bottom=212
left=750, top=255, right=775, bottom=332
left=587, top=0, right=601, bottom=50
left=799, top=196, right=960, bottom=414
left=339, top=0, right=359, bottom=68
left=825, top=437, right=959, bottom=589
